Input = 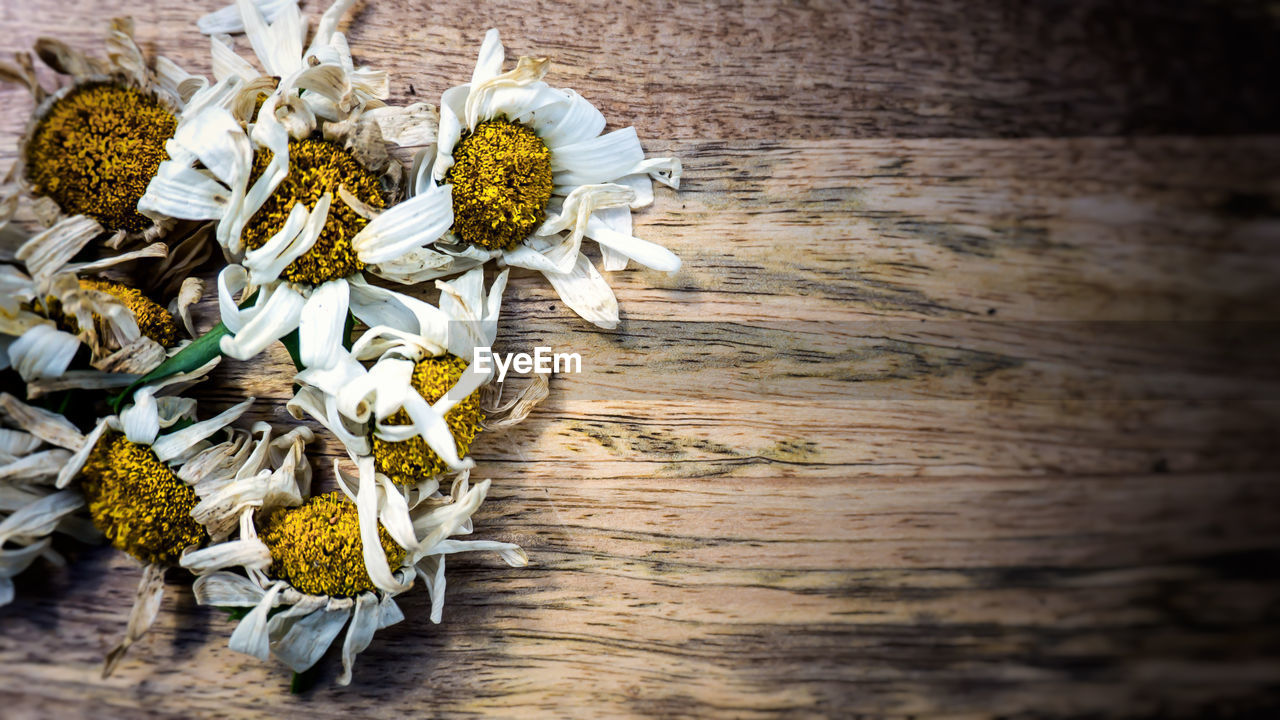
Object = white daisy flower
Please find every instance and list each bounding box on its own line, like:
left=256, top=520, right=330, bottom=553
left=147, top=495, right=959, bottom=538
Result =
left=138, top=0, right=450, bottom=367
left=0, top=394, right=101, bottom=606
left=51, top=383, right=314, bottom=677
left=406, top=29, right=683, bottom=329
left=0, top=210, right=202, bottom=393
left=183, top=468, right=525, bottom=686
left=288, top=266, right=547, bottom=588
left=0, top=15, right=216, bottom=266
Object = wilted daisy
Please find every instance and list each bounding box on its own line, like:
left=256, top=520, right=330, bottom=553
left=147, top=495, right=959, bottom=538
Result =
left=289, top=266, right=546, bottom=577
left=0, top=209, right=202, bottom=393
left=139, top=0, right=449, bottom=364
left=183, top=466, right=526, bottom=685
left=52, top=385, right=312, bottom=676
left=402, top=29, right=682, bottom=329
left=0, top=17, right=215, bottom=251
left=0, top=394, right=101, bottom=606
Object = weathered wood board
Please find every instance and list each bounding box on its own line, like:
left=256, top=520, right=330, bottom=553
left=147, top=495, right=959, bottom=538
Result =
left=2, top=0, right=1279, bottom=717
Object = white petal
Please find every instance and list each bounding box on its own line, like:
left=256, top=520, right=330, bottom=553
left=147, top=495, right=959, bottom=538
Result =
left=153, top=55, right=208, bottom=105
left=298, top=278, right=349, bottom=369
left=15, top=216, right=101, bottom=284
left=376, top=392, right=473, bottom=472
left=55, top=419, right=108, bottom=489
left=285, top=387, right=370, bottom=457
left=363, top=102, right=438, bottom=147
left=347, top=274, right=451, bottom=341
left=8, top=325, right=80, bottom=382
left=502, top=240, right=575, bottom=275
left=377, top=474, right=419, bottom=553
left=352, top=185, right=453, bottom=266
left=152, top=397, right=254, bottom=463
left=331, top=355, right=413, bottom=424
left=337, top=592, right=378, bottom=686
left=585, top=216, right=681, bottom=272
left=594, top=205, right=634, bottom=271
left=218, top=283, right=306, bottom=361
left=552, top=127, right=645, bottom=186
left=237, top=0, right=302, bottom=77
left=0, top=393, right=86, bottom=451
left=209, top=35, right=258, bottom=82
left=242, top=194, right=329, bottom=286
left=431, top=85, right=470, bottom=182
left=413, top=478, right=491, bottom=554
left=198, top=0, right=297, bottom=35
left=120, top=389, right=160, bottom=446
left=229, top=581, right=286, bottom=660
left=309, top=0, right=357, bottom=54
left=271, top=599, right=349, bottom=672
left=192, top=571, right=267, bottom=606
left=0, top=428, right=42, bottom=457
left=172, top=106, right=250, bottom=188
left=0, top=489, right=83, bottom=545
left=367, top=246, right=485, bottom=285
left=376, top=593, right=404, bottom=629
left=431, top=539, right=529, bottom=567
left=415, top=555, right=447, bottom=623
left=102, top=563, right=167, bottom=679
left=623, top=155, right=683, bottom=190
left=61, top=242, right=168, bottom=277
left=0, top=539, right=49, bottom=586
left=355, top=456, right=411, bottom=593
left=615, top=172, right=655, bottom=209
left=525, top=89, right=605, bottom=149
left=464, top=52, right=560, bottom=130
left=470, top=29, right=505, bottom=87
left=180, top=538, right=271, bottom=574
left=538, top=251, right=619, bottom=329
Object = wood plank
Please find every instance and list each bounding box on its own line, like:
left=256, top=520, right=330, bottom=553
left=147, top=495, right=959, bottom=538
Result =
left=3, top=474, right=1278, bottom=717
left=1, top=1, right=1277, bottom=140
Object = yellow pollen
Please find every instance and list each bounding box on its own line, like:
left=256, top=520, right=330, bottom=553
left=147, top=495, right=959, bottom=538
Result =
left=81, top=434, right=205, bottom=566
left=79, top=279, right=181, bottom=347
left=373, top=355, right=484, bottom=485
left=258, top=492, right=406, bottom=597
left=25, top=82, right=177, bottom=233
left=242, top=139, right=385, bottom=286
left=447, top=118, right=553, bottom=251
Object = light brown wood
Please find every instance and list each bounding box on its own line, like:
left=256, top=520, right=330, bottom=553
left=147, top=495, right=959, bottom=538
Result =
left=2, top=1, right=1279, bottom=718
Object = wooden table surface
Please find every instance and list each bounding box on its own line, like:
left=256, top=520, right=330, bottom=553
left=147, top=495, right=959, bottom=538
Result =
left=3, top=1, right=1279, bottom=717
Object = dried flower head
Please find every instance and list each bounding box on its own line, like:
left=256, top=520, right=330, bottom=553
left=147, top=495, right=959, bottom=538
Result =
left=81, top=434, right=204, bottom=565
left=373, top=355, right=485, bottom=485
left=259, top=492, right=406, bottom=597
left=1, top=16, right=216, bottom=247
left=241, top=139, right=386, bottom=285
left=447, top=118, right=553, bottom=250
left=393, top=28, right=683, bottom=329
left=25, top=82, right=177, bottom=233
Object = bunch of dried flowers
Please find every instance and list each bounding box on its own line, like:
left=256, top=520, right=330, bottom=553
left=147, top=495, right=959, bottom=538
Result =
left=0, top=0, right=678, bottom=687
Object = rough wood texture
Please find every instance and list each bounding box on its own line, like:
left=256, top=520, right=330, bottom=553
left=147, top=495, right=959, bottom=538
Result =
left=2, top=1, right=1280, bottom=718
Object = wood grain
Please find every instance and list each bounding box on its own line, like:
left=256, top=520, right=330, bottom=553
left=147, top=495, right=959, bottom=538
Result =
left=2, top=1, right=1280, bottom=718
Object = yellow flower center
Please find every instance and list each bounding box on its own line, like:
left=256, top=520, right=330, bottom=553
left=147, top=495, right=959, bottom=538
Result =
left=24, top=82, right=177, bottom=233
left=258, top=492, right=406, bottom=597
left=242, top=139, right=386, bottom=285
left=81, top=434, right=205, bottom=566
left=79, top=279, right=181, bottom=347
left=447, top=118, right=553, bottom=251
left=34, top=279, right=180, bottom=349
left=372, top=355, right=485, bottom=485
